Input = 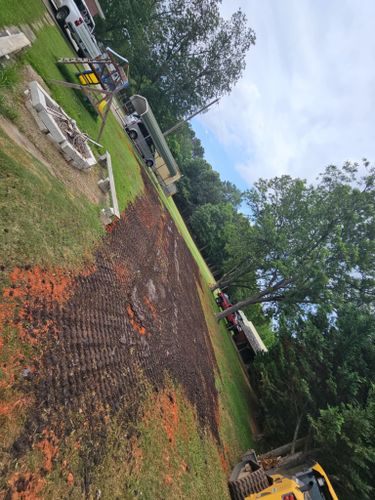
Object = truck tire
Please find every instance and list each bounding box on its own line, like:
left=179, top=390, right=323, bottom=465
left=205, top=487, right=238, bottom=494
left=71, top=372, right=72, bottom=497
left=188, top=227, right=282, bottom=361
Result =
left=228, top=464, right=270, bottom=500
left=128, top=129, right=138, bottom=140
left=56, top=6, right=69, bottom=22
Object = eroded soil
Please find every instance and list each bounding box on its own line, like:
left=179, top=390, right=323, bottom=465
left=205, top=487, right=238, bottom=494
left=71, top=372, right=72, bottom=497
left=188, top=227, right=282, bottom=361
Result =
left=1, top=172, right=219, bottom=496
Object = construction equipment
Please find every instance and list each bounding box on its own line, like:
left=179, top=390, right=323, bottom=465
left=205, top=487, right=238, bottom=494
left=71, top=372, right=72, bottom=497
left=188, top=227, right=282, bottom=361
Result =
left=228, top=449, right=338, bottom=500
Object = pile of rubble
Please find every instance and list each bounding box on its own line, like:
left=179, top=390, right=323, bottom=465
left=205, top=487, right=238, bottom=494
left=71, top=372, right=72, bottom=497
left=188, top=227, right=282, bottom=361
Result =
left=27, top=80, right=96, bottom=170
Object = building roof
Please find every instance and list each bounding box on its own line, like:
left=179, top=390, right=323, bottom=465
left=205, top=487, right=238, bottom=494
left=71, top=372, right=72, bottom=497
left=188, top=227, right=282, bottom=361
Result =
left=85, top=0, right=105, bottom=19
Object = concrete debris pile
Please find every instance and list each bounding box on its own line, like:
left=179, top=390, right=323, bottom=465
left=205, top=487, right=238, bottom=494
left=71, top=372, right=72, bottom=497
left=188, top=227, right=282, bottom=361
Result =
left=27, top=80, right=96, bottom=170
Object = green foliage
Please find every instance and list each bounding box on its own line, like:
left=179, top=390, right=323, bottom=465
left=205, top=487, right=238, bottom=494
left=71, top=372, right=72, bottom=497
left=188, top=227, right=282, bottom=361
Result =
left=166, top=123, right=205, bottom=163
left=310, top=390, right=375, bottom=499
left=251, top=305, right=375, bottom=498
left=97, top=0, right=255, bottom=123
left=189, top=203, right=236, bottom=269
left=217, top=162, right=375, bottom=318
left=175, top=157, right=242, bottom=217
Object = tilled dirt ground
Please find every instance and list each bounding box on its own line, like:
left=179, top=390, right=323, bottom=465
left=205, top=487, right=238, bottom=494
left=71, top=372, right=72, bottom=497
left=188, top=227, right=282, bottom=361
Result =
left=2, top=171, right=219, bottom=491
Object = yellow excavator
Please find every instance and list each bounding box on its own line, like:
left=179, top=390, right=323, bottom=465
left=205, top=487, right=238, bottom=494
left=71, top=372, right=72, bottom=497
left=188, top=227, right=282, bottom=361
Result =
left=228, top=449, right=338, bottom=500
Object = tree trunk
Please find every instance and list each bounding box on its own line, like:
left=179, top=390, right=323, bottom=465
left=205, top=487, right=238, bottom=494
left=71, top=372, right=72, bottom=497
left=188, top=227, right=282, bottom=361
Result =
left=198, top=243, right=209, bottom=252
left=216, top=278, right=292, bottom=319
left=213, top=259, right=250, bottom=289
left=261, top=437, right=307, bottom=459
left=291, top=414, right=303, bottom=454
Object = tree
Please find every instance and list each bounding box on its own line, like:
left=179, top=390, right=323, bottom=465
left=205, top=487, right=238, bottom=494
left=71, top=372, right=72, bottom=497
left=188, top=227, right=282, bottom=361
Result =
left=174, top=157, right=242, bottom=219
left=189, top=203, right=242, bottom=271
left=97, top=0, right=255, bottom=120
left=310, top=391, right=375, bottom=499
left=216, top=162, right=375, bottom=319
left=251, top=304, right=375, bottom=498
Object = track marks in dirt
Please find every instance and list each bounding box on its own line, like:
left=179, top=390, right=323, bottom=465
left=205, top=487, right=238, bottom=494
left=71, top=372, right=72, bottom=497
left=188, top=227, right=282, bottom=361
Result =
left=1, top=172, right=219, bottom=496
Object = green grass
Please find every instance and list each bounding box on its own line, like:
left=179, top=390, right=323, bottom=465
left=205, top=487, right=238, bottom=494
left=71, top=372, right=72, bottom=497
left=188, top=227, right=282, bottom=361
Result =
left=197, top=283, right=254, bottom=465
left=128, top=382, right=229, bottom=500
left=21, top=25, right=143, bottom=210
left=0, top=128, right=103, bottom=273
left=0, top=64, right=21, bottom=120
left=0, top=0, right=45, bottom=26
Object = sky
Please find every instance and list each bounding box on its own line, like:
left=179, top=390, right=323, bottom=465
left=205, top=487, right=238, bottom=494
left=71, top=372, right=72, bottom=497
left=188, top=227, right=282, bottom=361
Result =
left=191, top=0, right=375, bottom=190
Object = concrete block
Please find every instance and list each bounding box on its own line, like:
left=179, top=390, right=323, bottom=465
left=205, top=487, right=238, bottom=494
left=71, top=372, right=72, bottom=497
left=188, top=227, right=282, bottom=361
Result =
left=60, top=140, right=76, bottom=156
left=60, top=141, right=87, bottom=169
left=62, top=153, right=73, bottom=162
left=38, top=109, right=66, bottom=144
left=98, top=177, right=110, bottom=193
left=71, top=159, right=83, bottom=170
left=98, top=154, right=107, bottom=167
left=0, top=32, right=30, bottom=57
left=25, top=100, right=48, bottom=133
left=29, top=81, right=46, bottom=112
left=87, top=155, right=97, bottom=167
left=45, top=132, right=56, bottom=145
left=100, top=207, right=115, bottom=225
left=106, top=152, right=120, bottom=218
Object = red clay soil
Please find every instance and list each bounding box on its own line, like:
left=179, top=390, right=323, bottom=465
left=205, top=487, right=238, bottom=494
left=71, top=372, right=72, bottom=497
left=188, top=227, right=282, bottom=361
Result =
left=1, top=171, right=219, bottom=494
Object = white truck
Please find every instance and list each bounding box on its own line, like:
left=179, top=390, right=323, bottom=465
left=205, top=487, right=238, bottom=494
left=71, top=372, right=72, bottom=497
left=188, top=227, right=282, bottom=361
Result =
left=54, top=0, right=102, bottom=58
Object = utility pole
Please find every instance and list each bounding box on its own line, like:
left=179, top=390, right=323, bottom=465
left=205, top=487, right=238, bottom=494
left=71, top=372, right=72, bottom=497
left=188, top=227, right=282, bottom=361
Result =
left=163, top=98, right=220, bottom=137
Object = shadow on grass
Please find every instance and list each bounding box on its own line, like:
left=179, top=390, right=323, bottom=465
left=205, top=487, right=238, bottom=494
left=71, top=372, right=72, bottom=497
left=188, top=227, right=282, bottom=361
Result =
left=56, top=63, right=99, bottom=120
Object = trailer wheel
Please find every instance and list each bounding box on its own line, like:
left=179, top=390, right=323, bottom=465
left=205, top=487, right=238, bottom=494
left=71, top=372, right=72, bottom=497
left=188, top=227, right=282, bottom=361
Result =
left=145, top=159, right=154, bottom=168
left=56, top=6, right=69, bottom=22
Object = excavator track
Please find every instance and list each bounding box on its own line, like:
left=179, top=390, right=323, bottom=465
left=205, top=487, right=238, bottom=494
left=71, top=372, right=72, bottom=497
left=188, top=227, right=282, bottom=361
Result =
left=228, top=467, right=270, bottom=500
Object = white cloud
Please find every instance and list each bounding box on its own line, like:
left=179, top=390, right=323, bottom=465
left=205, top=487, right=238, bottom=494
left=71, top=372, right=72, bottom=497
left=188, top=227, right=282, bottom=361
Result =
left=196, top=0, right=375, bottom=186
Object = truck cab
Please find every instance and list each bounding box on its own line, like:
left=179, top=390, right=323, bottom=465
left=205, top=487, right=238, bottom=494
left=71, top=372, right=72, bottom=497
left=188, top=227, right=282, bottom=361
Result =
left=55, top=0, right=101, bottom=58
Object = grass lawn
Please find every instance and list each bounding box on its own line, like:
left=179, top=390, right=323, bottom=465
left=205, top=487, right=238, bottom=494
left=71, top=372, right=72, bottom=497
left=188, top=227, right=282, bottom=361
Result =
left=0, top=129, right=103, bottom=274
left=0, top=0, right=45, bottom=26
left=197, top=283, right=255, bottom=464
